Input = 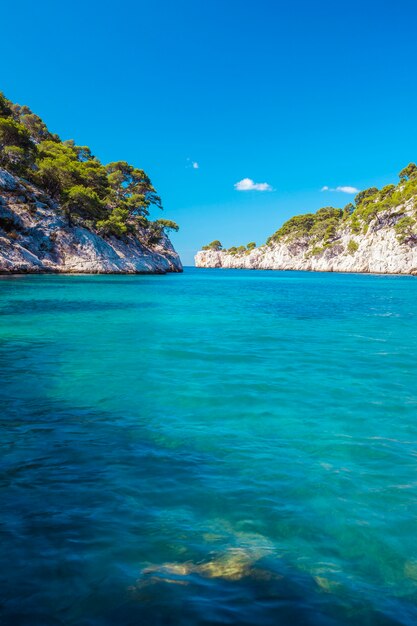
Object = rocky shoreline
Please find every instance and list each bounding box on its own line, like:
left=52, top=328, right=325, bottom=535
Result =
left=195, top=200, right=417, bottom=276
left=0, top=169, right=182, bottom=275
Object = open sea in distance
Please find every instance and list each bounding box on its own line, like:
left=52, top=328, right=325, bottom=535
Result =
left=1, top=267, right=417, bottom=625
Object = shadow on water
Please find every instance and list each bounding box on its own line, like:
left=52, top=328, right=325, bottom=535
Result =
left=0, top=299, right=155, bottom=316
left=0, top=274, right=177, bottom=288
left=0, top=338, right=414, bottom=626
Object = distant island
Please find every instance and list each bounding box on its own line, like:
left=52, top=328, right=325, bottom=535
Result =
left=195, top=166, right=417, bottom=275
left=0, top=92, right=182, bottom=273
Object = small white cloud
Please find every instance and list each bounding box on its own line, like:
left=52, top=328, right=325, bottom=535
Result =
left=321, top=185, right=359, bottom=194
left=186, top=158, right=199, bottom=170
left=336, top=185, right=359, bottom=194
left=234, top=177, right=273, bottom=192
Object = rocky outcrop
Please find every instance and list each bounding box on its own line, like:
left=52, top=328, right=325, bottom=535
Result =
left=0, top=169, right=182, bottom=274
left=195, top=201, right=417, bottom=275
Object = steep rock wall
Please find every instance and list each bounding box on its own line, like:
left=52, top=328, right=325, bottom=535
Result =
left=195, top=201, right=417, bottom=275
left=0, top=169, right=182, bottom=274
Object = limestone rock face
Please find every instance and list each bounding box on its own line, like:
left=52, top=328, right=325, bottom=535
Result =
left=0, top=169, right=182, bottom=274
left=195, top=202, right=417, bottom=275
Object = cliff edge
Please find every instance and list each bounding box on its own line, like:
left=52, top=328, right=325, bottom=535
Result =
left=0, top=169, right=182, bottom=274
left=0, top=90, right=182, bottom=274
left=196, top=168, right=417, bottom=275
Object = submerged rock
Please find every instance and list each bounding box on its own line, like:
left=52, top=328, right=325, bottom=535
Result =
left=132, top=528, right=279, bottom=590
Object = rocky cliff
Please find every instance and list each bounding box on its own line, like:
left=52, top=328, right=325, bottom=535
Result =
left=0, top=90, right=182, bottom=274
left=196, top=185, right=417, bottom=275
left=0, top=169, right=182, bottom=274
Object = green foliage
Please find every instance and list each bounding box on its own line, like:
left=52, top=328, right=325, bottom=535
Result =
left=34, top=140, right=109, bottom=200
left=135, top=218, right=179, bottom=245
left=352, top=170, right=417, bottom=226
left=0, top=92, right=13, bottom=118
left=223, top=245, right=246, bottom=255
left=105, top=161, right=162, bottom=217
left=342, top=203, right=354, bottom=220
left=399, top=163, right=417, bottom=181
left=270, top=213, right=316, bottom=242
left=309, top=245, right=325, bottom=257
left=19, top=111, right=53, bottom=143
left=380, top=184, right=395, bottom=199
left=155, top=219, right=179, bottom=233
left=268, top=207, right=342, bottom=246
left=350, top=213, right=361, bottom=233
left=347, top=239, right=359, bottom=254
left=354, top=187, right=378, bottom=206
left=144, top=221, right=166, bottom=245
left=1, top=146, right=30, bottom=175
left=395, top=216, right=417, bottom=244
left=63, top=185, right=104, bottom=225
left=97, top=207, right=131, bottom=238
left=0, top=117, right=35, bottom=172
left=312, top=208, right=342, bottom=243
left=0, top=91, right=177, bottom=242
left=208, top=241, right=256, bottom=253
left=202, top=240, right=223, bottom=251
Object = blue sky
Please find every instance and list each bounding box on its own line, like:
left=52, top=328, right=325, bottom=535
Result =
left=2, top=0, right=417, bottom=264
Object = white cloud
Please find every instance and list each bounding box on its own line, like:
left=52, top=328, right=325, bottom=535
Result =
left=336, top=185, right=359, bottom=194
left=186, top=158, right=199, bottom=169
left=321, top=185, right=359, bottom=194
left=234, top=178, right=273, bottom=192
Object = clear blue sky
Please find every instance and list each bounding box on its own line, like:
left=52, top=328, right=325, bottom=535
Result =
left=2, top=0, right=417, bottom=264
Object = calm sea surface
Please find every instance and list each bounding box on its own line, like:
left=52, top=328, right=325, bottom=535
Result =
left=1, top=268, right=417, bottom=625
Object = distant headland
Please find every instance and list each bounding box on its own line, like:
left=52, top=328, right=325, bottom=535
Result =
left=196, top=166, right=417, bottom=275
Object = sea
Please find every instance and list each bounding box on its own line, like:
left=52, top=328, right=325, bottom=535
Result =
left=1, top=267, right=417, bottom=625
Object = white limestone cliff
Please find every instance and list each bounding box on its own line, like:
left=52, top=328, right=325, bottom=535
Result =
left=0, top=169, right=182, bottom=274
left=195, top=200, right=417, bottom=275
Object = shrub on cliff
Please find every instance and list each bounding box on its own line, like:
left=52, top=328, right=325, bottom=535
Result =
left=269, top=213, right=316, bottom=242
left=347, top=240, right=359, bottom=254
left=399, top=163, right=417, bottom=181
left=97, top=207, right=132, bottom=237
left=0, top=117, right=35, bottom=174
left=352, top=165, right=417, bottom=226
left=155, top=219, right=179, bottom=233
left=202, top=240, right=223, bottom=251
left=342, top=203, right=355, bottom=219
left=395, top=216, right=417, bottom=244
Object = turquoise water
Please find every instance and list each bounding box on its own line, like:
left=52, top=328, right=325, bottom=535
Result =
left=1, top=268, right=417, bottom=625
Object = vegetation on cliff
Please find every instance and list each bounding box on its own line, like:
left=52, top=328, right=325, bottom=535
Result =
left=0, top=92, right=178, bottom=242
left=202, top=240, right=258, bottom=255
left=201, top=164, right=417, bottom=255
left=202, top=240, right=223, bottom=251
left=266, top=165, right=417, bottom=249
